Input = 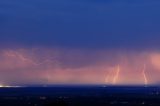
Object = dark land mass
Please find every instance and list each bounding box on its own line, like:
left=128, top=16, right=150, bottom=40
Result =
left=0, top=85, right=160, bottom=106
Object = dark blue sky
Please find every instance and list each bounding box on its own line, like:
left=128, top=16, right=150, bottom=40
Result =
left=0, top=0, right=160, bottom=50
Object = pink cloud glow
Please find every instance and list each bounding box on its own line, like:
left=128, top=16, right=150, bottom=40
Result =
left=0, top=48, right=160, bottom=85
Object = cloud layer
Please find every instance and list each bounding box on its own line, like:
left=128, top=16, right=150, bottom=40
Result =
left=0, top=48, right=160, bottom=85
left=0, top=0, right=160, bottom=50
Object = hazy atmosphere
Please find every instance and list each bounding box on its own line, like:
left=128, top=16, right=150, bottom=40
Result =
left=1, top=0, right=160, bottom=85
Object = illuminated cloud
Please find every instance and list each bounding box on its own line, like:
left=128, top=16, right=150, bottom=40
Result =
left=0, top=48, right=159, bottom=85
left=150, top=53, right=160, bottom=70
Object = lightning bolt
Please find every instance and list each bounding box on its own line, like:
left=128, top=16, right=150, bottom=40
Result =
left=112, top=65, right=120, bottom=84
left=4, top=50, right=56, bottom=66
left=3, top=49, right=60, bottom=85
left=142, top=64, right=148, bottom=85
left=5, top=50, right=37, bottom=65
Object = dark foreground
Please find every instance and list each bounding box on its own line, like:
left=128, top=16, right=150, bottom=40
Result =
left=0, top=86, right=160, bottom=106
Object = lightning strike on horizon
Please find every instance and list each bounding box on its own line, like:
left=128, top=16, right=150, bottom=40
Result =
left=4, top=50, right=61, bottom=84
left=112, top=65, right=120, bottom=84
left=4, top=50, right=58, bottom=84
left=142, top=64, right=148, bottom=85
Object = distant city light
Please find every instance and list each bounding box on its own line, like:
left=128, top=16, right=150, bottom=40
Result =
left=0, top=84, right=21, bottom=88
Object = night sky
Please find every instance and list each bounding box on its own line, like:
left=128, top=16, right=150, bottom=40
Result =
left=0, top=0, right=160, bottom=86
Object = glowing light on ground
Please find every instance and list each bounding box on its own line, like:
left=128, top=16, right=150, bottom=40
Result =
left=0, top=84, right=22, bottom=88
left=0, top=84, right=4, bottom=88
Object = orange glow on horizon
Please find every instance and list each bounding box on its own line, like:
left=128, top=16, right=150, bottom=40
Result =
left=0, top=48, right=160, bottom=85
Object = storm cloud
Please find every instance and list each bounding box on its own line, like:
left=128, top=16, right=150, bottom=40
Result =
left=0, top=0, right=160, bottom=50
left=1, top=0, right=160, bottom=85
